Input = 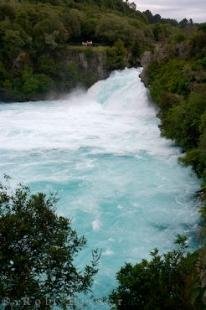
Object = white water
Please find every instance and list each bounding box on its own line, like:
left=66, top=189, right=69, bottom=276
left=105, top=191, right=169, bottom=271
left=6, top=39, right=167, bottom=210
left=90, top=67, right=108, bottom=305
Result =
left=0, top=68, right=200, bottom=308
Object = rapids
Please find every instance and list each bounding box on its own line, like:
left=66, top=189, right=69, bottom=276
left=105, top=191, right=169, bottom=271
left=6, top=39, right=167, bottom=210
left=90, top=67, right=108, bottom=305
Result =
left=0, top=68, right=200, bottom=309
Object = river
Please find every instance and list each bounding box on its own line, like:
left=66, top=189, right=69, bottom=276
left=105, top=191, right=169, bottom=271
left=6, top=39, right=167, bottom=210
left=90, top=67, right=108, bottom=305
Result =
left=0, top=68, right=200, bottom=309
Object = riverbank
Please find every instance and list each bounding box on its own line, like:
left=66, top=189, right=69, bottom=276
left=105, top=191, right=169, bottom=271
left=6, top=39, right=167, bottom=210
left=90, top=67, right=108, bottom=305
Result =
left=139, top=34, right=206, bottom=307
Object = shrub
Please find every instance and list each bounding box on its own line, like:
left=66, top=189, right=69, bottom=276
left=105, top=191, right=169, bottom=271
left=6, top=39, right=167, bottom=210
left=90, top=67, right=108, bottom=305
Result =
left=0, top=179, right=99, bottom=308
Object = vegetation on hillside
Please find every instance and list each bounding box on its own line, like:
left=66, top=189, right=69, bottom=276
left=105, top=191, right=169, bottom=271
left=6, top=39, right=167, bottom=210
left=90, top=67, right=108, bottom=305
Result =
left=0, top=0, right=151, bottom=101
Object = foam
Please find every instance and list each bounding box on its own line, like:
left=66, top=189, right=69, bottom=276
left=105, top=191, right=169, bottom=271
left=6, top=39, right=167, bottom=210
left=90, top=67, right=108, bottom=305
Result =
left=0, top=68, right=178, bottom=158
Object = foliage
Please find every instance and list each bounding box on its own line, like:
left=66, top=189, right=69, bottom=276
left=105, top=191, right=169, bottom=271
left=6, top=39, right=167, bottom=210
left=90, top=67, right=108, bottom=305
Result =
left=149, top=59, right=191, bottom=104
left=110, top=237, right=199, bottom=309
left=147, top=26, right=206, bottom=179
left=107, top=40, right=127, bottom=70
left=95, top=13, right=147, bottom=47
left=0, top=180, right=99, bottom=308
left=161, top=92, right=206, bottom=150
left=143, top=9, right=193, bottom=28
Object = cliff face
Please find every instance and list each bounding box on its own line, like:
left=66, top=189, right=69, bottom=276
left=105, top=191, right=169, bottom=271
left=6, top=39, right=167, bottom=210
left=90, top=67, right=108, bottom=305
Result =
left=64, top=43, right=132, bottom=91
left=1, top=44, right=132, bottom=102
left=66, top=47, right=109, bottom=81
left=139, top=44, right=174, bottom=86
left=139, top=41, right=193, bottom=86
left=139, top=50, right=153, bottom=86
left=0, top=46, right=113, bottom=102
left=64, top=46, right=110, bottom=89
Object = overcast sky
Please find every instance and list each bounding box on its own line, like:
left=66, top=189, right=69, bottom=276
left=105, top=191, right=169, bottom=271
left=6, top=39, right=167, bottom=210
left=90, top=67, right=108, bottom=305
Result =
left=134, top=0, right=206, bottom=22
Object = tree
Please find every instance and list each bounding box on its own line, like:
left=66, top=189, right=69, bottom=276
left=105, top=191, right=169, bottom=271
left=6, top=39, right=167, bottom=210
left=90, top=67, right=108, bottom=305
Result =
left=179, top=18, right=189, bottom=28
left=129, top=2, right=136, bottom=11
left=95, top=14, right=139, bottom=46
left=62, top=9, right=83, bottom=40
left=162, top=92, right=206, bottom=150
left=0, top=178, right=100, bottom=308
left=107, top=40, right=127, bottom=70
left=0, top=3, right=15, bottom=21
left=109, top=236, right=199, bottom=309
left=143, top=10, right=153, bottom=23
left=33, top=17, right=69, bottom=51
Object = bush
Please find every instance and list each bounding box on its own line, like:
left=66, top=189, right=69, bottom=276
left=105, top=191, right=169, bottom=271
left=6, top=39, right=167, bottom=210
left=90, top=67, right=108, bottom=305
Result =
left=107, top=40, right=127, bottom=70
left=0, top=179, right=99, bottom=308
left=149, top=60, right=191, bottom=105
left=161, top=92, right=206, bottom=150
left=109, top=237, right=198, bottom=309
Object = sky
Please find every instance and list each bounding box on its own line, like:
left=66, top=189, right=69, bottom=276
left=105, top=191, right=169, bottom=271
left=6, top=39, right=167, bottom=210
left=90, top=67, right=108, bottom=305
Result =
left=134, top=0, right=206, bottom=22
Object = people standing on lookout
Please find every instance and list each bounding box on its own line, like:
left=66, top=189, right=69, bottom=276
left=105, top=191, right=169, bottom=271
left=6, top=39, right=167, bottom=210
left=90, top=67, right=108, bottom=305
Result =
left=82, top=41, right=93, bottom=46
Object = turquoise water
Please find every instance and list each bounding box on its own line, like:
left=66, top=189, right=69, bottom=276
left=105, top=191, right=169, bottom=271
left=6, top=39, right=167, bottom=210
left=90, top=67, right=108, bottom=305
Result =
left=0, top=68, right=200, bottom=308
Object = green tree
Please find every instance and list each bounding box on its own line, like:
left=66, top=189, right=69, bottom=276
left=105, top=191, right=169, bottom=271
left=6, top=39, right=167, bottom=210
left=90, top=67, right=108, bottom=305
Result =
left=2, top=28, right=25, bottom=59
left=107, top=40, right=127, bottom=70
left=19, top=67, right=53, bottom=99
left=33, top=17, right=69, bottom=51
left=95, top=14, right=141, bottom=46
left=0, top=3, right=15, bottom=21
left=0, top=179, right=100, bottom=308
left=62, top=9, right=83, bottom=40
left=162, top=92, right=206, bottom=150
left=110, top=237, right=198, bottom=310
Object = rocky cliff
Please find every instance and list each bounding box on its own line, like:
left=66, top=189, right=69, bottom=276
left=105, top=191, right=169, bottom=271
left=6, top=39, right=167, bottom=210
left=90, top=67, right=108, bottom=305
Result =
left=66, top=46, right=109, bottom=82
